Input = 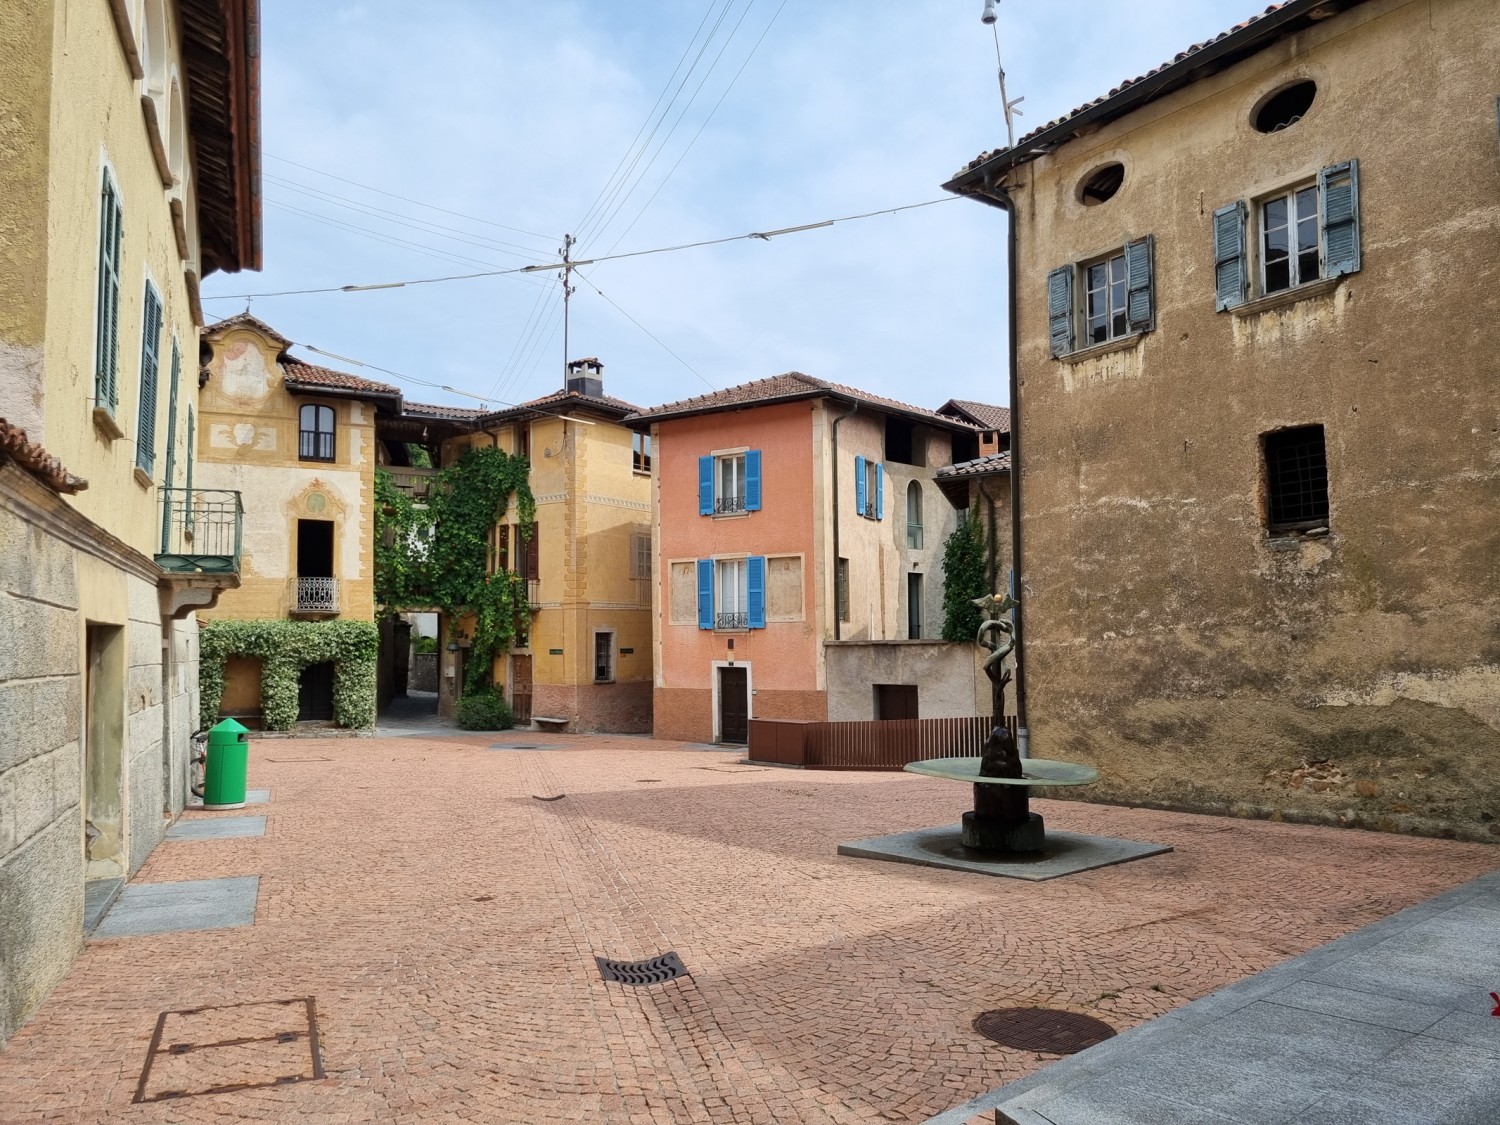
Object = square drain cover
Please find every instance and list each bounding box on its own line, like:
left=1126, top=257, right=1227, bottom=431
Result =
left=596, top=952, right=688, bottom=986
left=134, top=997, right=323, bottom=1103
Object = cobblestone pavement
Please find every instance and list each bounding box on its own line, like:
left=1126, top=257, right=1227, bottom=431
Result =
left=1, top=734, right=1494, bottom=1125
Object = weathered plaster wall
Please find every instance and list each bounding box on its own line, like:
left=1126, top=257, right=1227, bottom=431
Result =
left=1005, top=0, right=1500, bottom=839
left=824, top=641, right=988, bottom=721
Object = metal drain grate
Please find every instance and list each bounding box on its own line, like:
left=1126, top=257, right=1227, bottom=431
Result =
left=972, top=1008, right=1116, bottom=1054
left=596, top=952, right=688, bottom=986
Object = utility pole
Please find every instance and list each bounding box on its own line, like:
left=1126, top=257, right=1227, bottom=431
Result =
left=560, top=233, right=576, bottom=379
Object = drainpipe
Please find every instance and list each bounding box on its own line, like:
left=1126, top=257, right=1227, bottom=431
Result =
left=967, top=173, right=1028, bottom=755
left=829, top=400, right=859, bottom=641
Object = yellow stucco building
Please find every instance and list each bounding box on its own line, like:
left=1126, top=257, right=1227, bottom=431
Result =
left=437, top=360, right=654, bottom=732
left=0, top=0, right=259, bottom=1042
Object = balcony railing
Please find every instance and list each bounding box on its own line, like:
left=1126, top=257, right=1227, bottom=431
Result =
left=714, top=494, right=746, bottom=515
left=157, top=487, right=242, bottom=574
left=386, top=466, right=440, bottom=501
left=715, top=611, right=748, bottom=630
left=292, top=577, right=340, bottom=615
left=526, top=577, right=541, bottom=609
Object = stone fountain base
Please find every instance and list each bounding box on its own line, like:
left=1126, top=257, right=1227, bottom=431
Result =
left=838, top=825, right=1171, bottom=882
left=962, top=809, right=1045, bottom=852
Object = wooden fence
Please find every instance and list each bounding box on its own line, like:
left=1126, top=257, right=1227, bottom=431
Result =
left=748, top=714, right=1017, bottom=771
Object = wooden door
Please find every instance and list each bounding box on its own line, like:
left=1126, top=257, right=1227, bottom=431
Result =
left=718, top=666, right=749, bottom=744
left=511, top=654, right=533, bottom=725
left=875, top=684, right=919, bottom=720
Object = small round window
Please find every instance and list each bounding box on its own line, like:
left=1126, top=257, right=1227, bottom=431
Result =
left=1254, top=80, right=1317, bottom=133
left=1078, top=162, right=1124, bottom=206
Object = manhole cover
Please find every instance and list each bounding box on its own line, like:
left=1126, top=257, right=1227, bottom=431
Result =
left=489, top=742, right=557, bottom=751
left=134, top=997, right=323, bottom=1103
left=972, top=1008, right=1116, bottom=1054
left=596, top=952, right=688, bottom=986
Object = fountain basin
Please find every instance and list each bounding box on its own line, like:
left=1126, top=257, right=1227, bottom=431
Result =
left=903, top=756, right=1099, bottom=787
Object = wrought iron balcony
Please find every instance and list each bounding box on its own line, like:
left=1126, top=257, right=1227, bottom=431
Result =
left=715, top=612, right=748, bottom=630
left=714, top=494, right=746, bottom=515
left=292, top=577, right=340, bottom=615
left=157, top=487, right=242, bottom=575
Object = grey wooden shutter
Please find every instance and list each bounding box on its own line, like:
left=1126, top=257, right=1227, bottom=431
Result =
left=1046, top=265, right=1074, bottom=356
left=1212, top=201, right=1248, bottom=311
left=96, top=171, right=123, bottom=411
left=1319, top=159, right=1361, bottom=278
left=1124, top=235, right=1154, bottom=333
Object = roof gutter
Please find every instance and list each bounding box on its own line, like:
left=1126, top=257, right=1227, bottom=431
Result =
left=943, top=0, right=1355, bottom=192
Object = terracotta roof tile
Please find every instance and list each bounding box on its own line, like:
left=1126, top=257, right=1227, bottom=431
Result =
left=936, top=451, right=1011, bottom=478
left=282, top=361, right=400, bottom=398
left=205, top=311, right=292, bottom=347
left=402, top=401, right=486, bottom=421
left=0, top=419, right=87, bottom=493
left=627, top=372, right=976, bottom=429
left=954, top=2, right=1309, bottom=178
left=519, top=387, right=641, bottom=415
left=939, top=399, right=1011, bottom=432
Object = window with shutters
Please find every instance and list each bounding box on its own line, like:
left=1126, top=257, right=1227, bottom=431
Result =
left=593, top=630, right=615, bottom=683
left=906, top=481, right=923, bottom=549
left=135, top=282, right=164, bottom=475
left=95, top=168, right=124, bottom=417
left=1262, top=425, right=1330, bottom=533
left=855, top=455, right=884, bottom=520
left=697, top=556, right=766, bottom=631
left=1046, top=236, right=1154, bottom=358
left=299, top=404, right=335, bottom=462
left=699, top=449, right=761, bottom=516
left=1213, top=160, right=1361, bottom=311
left=632, top=530, right=652, bottom=579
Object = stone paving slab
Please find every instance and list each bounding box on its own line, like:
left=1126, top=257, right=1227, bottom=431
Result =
left=82, top=878, right=124, bottom=936
left=947, top=869, right=1500, bottom=1125
left=166, top=815, right=266, bottom=840
left=91, top=876, right=260, bottom=939
left=839, top=825, right=1172, bottom=880
left=3, top=736, right=1497, bottom=1125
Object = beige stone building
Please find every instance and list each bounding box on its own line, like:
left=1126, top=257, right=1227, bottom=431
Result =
left=435, top=360, right=655, bottom=732
left=0, top=0, right=259, bottom=1042
left=195, top=313, right=396, bottom=724
left=945, top=0, right=1499, bottom=839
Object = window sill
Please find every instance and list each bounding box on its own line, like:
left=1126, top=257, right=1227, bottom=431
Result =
left=1231, top=276, right=1341, bottom=317
left=92, top=407, right=124, bottom=442
left=1057, top=332, right=1146, bottom=364
left=132, top=467, right=154, bottom=489
left=1264, top=525, right=1332, bottom=550
left=710, top=509, right=749, bottom=520
left=712, top=627, right=750, bottom=636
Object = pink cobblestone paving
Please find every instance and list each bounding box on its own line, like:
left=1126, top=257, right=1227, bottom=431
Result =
left=1, top=733, right=1494, bottom=1124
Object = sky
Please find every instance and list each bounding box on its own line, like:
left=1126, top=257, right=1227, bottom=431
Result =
left=201, top=0, right=1269, bottom=416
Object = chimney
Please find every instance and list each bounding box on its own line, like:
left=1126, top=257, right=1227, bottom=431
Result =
left=565, top=357, right=604, bottom=398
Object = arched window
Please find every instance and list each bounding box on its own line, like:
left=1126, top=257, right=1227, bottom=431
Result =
left=167, top=75, right=186, bottom=185
left=299, top=404, right=335, bottom=462
left=906, top=481, right=923, bottom=549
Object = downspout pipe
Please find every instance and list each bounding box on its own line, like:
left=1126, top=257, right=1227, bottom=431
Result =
left=829, top=399, right=859, bottom=641
left=965, top=173, right=1028, bottom=754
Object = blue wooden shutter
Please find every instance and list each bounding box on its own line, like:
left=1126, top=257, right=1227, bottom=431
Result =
left=1124, top=235, right=1154, bottom=332
left=854, top=455, right=866, bottom=516
left=696, top=558, right=713, bottom=629
left=698, top=455, right=713, bottom=515
left=875, top=464, right=885, bottom=520
left=1046, top=265, right=1074, bottom=357
left=1212, top=201, right=1248, bottom=311
left=136, top=283, right=162, bottom=473
left=747, top=556, right=766, bottom=628
left=744, top=449, right=762, bottom=511
left=1319, top=159, right=1361, bottom=278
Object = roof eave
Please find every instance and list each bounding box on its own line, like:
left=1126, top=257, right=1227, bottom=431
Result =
left=626, top=389, right=979, bottom=434
left=944, top=0, right=1360, bottom=195
left=282, top=380, right=402, bottom=411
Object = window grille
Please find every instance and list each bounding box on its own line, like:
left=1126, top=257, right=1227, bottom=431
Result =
left=1263, top=425, right=1329, bottom=530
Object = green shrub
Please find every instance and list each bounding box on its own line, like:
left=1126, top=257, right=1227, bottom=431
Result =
left=199, top=618, right=379, bottom=730
left=412, top=634, right=439, bottom=654
left=455, top=690, right=514, bottom=731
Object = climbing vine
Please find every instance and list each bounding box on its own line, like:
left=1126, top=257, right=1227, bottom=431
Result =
left=941, top=513, right=989, bottom=642
left=199, top=619, right=379, bottom=730
left=375, top=445, right=535, bottom=694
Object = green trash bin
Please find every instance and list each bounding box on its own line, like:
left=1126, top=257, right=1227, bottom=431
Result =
left=203, top=718, right=250, bottom=810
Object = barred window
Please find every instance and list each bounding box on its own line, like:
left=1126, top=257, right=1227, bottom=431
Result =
left=1263, top=425, right=1329, bottom=532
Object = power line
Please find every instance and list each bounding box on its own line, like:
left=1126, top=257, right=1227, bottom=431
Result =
left=263, top=152, right=556, bottom=242
left=578, top=273, right=717, bottom=392
left=202, top=196, right=960, bottom=301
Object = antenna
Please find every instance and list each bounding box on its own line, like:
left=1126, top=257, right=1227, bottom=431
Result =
left=981, top=1, right=1025, bottom=148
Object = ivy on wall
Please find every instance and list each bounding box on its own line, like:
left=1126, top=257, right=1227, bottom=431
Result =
left=200, top=619, right=380, bottom=730
left=941, top=513, right=989, bottom=642
left=375, top=444, right=536, bottom=694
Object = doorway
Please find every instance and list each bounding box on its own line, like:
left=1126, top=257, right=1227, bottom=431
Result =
left=85, top=624, right=126, bottom=880
left=718, top=665, right=749, bottom=744
left=874, top=683, right=919, bottom=721
left=510, top=654, right=533, bottom=725
left=296, top=519, right=335, bottom=612
left=298, top=662, right=335, bottom=721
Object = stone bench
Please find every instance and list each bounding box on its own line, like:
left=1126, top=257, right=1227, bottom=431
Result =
left=531, top=716, right=569, bottom=732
